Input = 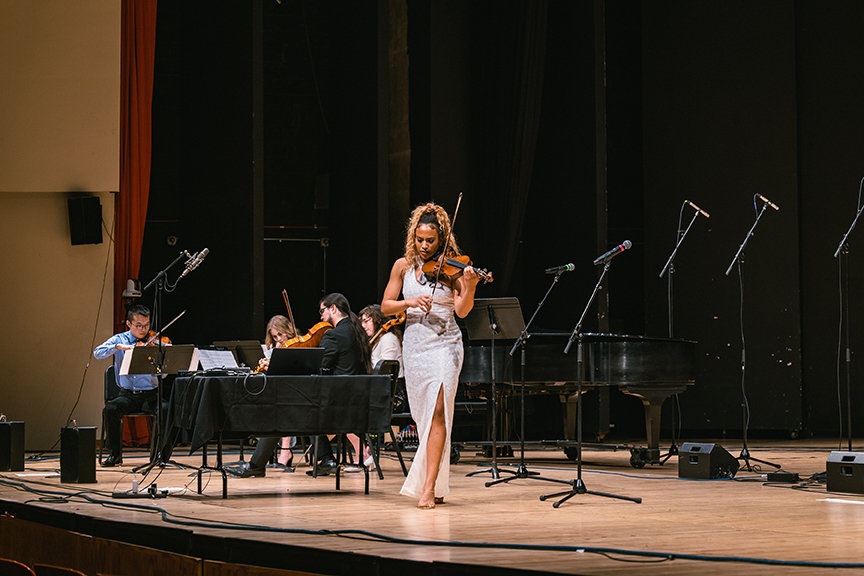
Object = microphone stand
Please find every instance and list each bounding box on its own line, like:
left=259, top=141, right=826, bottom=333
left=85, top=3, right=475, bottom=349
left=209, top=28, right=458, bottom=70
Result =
left=725, top=201, right=780, bottom=471
left=656, top=206, right=701, bottom=464
left=134, top=251, right=195, bottom=476
left=834, top=203, right=863, bottom=452
left=485, top=273, right=566, bottom=488
left=540, top=262, right=642, bottom=507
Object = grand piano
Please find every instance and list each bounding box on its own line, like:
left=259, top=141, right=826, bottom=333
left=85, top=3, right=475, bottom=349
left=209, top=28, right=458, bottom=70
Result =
left=459, top=332, right=697, bottom=467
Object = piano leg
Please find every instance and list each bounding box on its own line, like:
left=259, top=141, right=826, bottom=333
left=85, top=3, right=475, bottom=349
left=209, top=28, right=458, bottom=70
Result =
left=620, top=385, right=687, bottom=466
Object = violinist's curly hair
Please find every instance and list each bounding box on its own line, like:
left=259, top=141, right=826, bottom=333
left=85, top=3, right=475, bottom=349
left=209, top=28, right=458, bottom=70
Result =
left=403, top=202, right=461, bottom=263
left=264, top=315, right=297, bottom=349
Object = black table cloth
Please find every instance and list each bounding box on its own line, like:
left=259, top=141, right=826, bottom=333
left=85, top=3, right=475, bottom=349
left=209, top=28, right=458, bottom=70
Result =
left=167, top=374, right=392, bottom=454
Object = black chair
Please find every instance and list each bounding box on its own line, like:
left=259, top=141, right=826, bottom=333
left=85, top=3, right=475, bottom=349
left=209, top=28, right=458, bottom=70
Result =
left=365, top=359, right=409, bottom=477
left=0, top=558, right=36, bottom=576
left=98, top=365, right=154, bottom=464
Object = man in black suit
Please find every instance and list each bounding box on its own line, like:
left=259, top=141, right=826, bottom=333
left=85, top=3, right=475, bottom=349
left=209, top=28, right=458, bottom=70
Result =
left=225, top=293, right=371, bottom=478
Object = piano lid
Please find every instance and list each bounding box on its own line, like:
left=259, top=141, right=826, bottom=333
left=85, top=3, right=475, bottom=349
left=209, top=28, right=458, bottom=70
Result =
left=460, top=332, right=697, bottom=385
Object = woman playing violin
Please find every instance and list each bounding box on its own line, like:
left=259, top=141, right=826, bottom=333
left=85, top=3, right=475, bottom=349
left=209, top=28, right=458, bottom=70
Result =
left=360, top=304, right=404, bottom=378
left=381, top=202, right=487, bottom=508
left=265, top=314, right=298, bottom=349
left=258, top=314, right=299, bottom=467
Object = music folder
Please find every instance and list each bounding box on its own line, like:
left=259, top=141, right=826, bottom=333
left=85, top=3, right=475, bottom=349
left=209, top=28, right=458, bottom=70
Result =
left=120, top=344, right=199, bottom=375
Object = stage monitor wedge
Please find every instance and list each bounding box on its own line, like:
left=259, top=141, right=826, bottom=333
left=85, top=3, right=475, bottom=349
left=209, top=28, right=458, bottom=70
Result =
left=678, top=442, right=739, bottom=479
left=827, top=451, right=864, bottom=494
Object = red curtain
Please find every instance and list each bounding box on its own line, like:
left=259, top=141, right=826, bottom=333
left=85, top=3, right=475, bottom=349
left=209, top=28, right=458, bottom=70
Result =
left=116, top=0, right=158, bottom=332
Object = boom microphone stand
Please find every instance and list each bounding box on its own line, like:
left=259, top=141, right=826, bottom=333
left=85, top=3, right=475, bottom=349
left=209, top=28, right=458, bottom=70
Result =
left=133, top=249, right=207, bottom=476
left=725, top=196, right=780, bottom=472
left=834, top=187, right=864, bottom=452
left=539, top=257, right=642, bottom=507
left=657, top=200, right=709, bottom=463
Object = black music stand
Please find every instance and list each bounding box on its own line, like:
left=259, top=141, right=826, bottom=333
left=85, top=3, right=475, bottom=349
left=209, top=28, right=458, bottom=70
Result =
left=463, top=298, right=524, bottom=479
left=539, top=261, right=642, bottom=507
left=128, top=346, right=198, bottom=475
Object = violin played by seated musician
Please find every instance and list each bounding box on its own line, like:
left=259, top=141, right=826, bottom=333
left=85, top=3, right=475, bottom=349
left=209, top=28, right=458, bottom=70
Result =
left=255, top=316, right=332, bottom=373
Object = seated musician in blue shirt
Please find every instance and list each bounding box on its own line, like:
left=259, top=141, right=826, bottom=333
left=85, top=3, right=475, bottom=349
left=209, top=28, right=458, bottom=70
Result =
left=93, top=304, right=166, bottom=467
left=225, top=293, right=371, bottom=478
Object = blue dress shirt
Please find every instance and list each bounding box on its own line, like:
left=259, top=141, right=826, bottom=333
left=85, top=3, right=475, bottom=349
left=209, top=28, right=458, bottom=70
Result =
left=93, top=331, right=159, bottom=391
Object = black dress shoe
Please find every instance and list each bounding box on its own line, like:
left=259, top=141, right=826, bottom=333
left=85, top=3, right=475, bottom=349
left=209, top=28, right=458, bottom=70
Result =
left=224, top=461, right=266, bottom=478
left=102, top=454, right=122, bottom=467
left=305, top=458, right=338, bottom=477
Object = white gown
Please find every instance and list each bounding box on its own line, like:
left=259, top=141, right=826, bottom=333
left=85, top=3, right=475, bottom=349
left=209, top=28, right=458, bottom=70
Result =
left=399, top=264, right=463, bottom=499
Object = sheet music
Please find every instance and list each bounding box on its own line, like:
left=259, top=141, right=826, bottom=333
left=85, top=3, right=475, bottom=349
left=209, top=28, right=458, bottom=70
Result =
left=119, top=347, right=134, bottom=376
left=197, top=349, right=238, bottom=371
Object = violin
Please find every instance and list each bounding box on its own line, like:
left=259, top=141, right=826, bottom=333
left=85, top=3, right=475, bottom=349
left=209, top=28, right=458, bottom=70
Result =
left=369, top=312, right=406, bottom=346
left=422, top=246, right=493, bottom=284
left=140, top=330, right=171, bottom=346
left=280, top=321, right=333, bottom=348
left=254, top=321, right=333, bottom=373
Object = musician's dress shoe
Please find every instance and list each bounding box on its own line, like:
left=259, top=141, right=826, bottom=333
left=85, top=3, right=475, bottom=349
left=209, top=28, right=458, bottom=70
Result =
left=102, top=454, right=122, bottom=467
left=305, top=458, right=338, bottom=476
left=224, top=461, right=266, bottom=478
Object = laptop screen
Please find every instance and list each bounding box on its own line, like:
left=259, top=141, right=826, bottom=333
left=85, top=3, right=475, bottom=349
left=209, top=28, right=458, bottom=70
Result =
left=267, top=347, right=325, bottom=376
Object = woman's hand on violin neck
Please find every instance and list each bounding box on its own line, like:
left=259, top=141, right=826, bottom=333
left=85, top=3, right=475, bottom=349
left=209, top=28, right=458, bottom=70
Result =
left=462, top=265, right=482, bottom=287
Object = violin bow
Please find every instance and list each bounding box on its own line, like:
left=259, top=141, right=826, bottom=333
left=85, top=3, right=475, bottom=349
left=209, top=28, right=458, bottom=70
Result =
left=282, top=289, right=297, bottom=334
left=427, top=192, right=463, bottom=317
left=145, top=309, right=186, bottom=345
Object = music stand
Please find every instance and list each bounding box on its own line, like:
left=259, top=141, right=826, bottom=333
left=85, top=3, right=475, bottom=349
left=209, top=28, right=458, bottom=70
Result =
left=127, top=345, right=199, bottom=475
left=463, top=298, right=524, bottom=479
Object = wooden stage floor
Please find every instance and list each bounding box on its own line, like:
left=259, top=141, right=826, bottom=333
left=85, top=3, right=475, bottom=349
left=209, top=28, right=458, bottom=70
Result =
left=2, top=439, right=864, bottom=575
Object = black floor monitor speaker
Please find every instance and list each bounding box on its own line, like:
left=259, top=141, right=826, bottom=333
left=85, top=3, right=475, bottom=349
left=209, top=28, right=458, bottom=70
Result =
left=0, top=421, right=25, bottom=471
left=678, top=442, right=739, bottom=479
left=826, top=451, right=864, bottom=494
left=61, top=426, right=96, bottom=483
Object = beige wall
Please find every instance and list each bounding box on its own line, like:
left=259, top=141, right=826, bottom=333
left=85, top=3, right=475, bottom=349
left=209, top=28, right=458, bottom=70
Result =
left=0, top=1, right=120, bottom=193
left=0, top=0, right=121, bottom=449
left=0, top=193, right=115, bottom=449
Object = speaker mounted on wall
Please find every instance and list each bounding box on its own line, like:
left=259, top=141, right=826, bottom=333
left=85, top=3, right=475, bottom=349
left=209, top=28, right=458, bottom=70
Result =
left=678, top=442, right=740, bottom=479
left=68, top=196, right=103, bottom=245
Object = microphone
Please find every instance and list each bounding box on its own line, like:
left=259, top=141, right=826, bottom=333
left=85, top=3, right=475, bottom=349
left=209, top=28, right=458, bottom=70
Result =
left=545, top=263, right=575, bottom=275
left=756, top=194, right=779, bottom=210
left=181, top=248, right=209, bottom=277
left=593, top=240, right=632, bottom=266
left=686, top=200, right=710, bottom=218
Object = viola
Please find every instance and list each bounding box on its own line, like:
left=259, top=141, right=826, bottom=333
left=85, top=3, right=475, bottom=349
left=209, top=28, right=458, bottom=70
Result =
left=369, top=312, right=406, bottom=346
left=422, top=246, right=493, bottom=284
left=280, top=321, right=332, bottom=348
